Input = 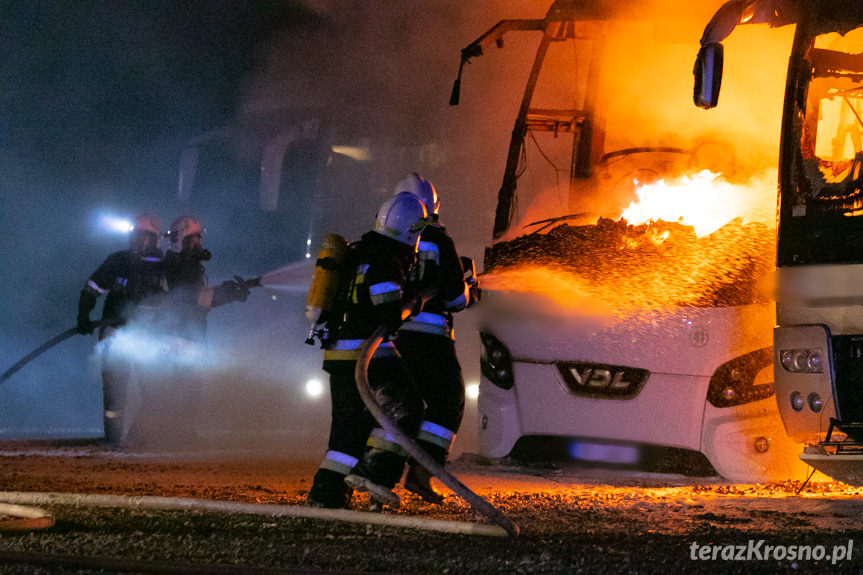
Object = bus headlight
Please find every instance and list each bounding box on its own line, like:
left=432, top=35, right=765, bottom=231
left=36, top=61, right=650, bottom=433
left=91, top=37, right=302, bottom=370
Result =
left=807, top=349, right=823, bottom=373
left=779, top=349, right=825, bottom=373
left=808, top=393, right=823, bottom=413
left=790, top=391, right=804, bottom=412
left=480, top=332, right=514, bottom=390
left=793, top=350, right=808, bottom=372
left=780, top=349, right=795, bottom=371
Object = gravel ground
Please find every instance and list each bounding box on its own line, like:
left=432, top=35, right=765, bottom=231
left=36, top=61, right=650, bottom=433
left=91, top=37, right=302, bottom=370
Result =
left=0, top=445, right=862, bottom=574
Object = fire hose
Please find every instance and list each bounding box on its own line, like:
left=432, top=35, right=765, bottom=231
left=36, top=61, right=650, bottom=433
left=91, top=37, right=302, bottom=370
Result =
left=0, top=261, right=311, bottom=385
left=1, top=319, right=119, bottom=385
left=352, top=293, right=520, bottom=537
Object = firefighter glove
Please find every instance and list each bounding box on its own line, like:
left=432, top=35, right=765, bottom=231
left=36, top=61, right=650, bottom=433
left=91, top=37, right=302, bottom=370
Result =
left=213, top=277, right=250, bottom=306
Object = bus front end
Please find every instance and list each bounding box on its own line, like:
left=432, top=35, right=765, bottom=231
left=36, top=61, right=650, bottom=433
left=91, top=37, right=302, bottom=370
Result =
left=775, top=20, right=863, bottom=484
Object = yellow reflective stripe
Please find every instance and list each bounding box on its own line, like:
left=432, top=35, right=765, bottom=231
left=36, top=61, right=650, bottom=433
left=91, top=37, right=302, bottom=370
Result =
left=366, top=435, right=408, bottom=458
left=324, top=349, right=360, bottom=361
left=352, top=264, right=368, bottom=304
left=370, top=291, right=402, bottom=305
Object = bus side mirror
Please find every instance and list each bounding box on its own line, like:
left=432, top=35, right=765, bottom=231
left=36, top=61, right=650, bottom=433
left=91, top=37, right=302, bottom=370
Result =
left=693, top=43, right=724, bottom=109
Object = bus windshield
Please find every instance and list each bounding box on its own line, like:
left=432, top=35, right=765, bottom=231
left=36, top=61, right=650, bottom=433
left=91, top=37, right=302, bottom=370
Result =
left=780, top=26, right=863, bottom=266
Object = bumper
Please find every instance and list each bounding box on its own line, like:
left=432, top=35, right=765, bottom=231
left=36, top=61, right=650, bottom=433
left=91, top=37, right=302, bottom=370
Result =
left=478, top=360, right=707, bottom=458
left=479, top=361, right=810, bottom=482
left=799, top=453, right=863, bottom=487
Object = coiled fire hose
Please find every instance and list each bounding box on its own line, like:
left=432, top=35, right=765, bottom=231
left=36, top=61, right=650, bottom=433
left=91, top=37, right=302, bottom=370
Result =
left=353, top=295, right=520, bottom=537
left=0, top=503, right=54, bottom=532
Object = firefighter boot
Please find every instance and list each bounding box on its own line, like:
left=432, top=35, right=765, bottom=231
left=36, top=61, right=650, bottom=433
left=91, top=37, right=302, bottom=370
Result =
left=404, top=464, right=444, bottom=505
left=345, top=448, right=406, bottom=509
left=103, top=410, right=124, bottom=448
left=404, top=442, right=447, bottom=505
left=307, top=468, right=354, bottom=509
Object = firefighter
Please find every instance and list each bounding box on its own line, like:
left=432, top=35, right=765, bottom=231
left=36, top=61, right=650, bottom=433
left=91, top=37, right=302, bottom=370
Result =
left=394, top=173, right=473, bottom=504
left=306, top=192, right=429, bottom=509
left=161, top=215, right=250, bottom=340
left=76, top=212, right=166, bottom=446
left=150, top=215, right=249, bottom=445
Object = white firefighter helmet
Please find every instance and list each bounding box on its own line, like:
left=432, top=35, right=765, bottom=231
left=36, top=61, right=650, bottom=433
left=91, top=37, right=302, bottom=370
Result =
left=394, top=172, right=439, bottom=216
left=133, top=212, right=161, bottom=236
left=373, top=191, right=428, bottom=248
left=169, top=215, right=204, bottom=252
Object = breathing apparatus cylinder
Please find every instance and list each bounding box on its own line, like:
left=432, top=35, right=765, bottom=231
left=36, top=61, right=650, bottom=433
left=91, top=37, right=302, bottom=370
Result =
left=305, top=233, right=348, bottom=345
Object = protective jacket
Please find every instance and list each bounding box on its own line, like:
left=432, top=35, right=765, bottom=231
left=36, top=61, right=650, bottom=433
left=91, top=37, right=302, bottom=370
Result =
left=323, top=231, right=418, bottom=361
left=161, top=250, right=247, bottom=339
left=401, top=223, right=467, bottom=338
left=161, top=250, right=209, bottom=339
left=78, top=248, right=165, bottom=327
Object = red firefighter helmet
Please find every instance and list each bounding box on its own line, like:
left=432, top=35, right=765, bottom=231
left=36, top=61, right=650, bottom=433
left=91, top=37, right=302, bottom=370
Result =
left=169, top=215, right=204, bottom=252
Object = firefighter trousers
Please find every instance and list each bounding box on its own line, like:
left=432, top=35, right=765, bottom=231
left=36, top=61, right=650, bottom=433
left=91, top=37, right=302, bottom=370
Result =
left=308, top=355, right=423, bottom=506
left=395, top=331, right=464, bottom=463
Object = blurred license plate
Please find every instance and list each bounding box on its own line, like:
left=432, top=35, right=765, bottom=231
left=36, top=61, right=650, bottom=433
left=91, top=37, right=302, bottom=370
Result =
left=569, top=441, right=641, bottom=465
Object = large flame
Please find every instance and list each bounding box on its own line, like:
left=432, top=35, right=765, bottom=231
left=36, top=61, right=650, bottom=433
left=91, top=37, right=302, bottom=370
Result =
left=484, top=169, right=780, bottom=315
left=620, top=170, right=777, bottom=237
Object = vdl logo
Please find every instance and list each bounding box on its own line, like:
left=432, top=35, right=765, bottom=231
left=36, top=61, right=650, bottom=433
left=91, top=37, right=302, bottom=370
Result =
left=556, top=361, right=649, bottom=400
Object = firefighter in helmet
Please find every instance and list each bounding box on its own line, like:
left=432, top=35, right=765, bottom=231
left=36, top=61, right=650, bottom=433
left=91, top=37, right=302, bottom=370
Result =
left=161, top=215, right=250, bottom=340
left=306, top=192, right=429, bottom=509
left=76, top=212, right=166, bottom=446
left=137, top=214, right=250, bottom=446
left=392, top=173, right=474, bottom=504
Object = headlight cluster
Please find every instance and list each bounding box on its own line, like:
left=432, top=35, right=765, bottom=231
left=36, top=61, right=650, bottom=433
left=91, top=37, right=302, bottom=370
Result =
left=789, top=391, right=823, bottom=413
left=480, top=332, right=514, bottom=390
left=779, top=348, right=824, bottom=373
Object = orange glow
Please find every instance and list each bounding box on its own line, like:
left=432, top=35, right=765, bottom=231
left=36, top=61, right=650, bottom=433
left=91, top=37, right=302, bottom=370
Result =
left=484, top=217, right=775, bottom=316
left=485, top=170, right=779, bottom=315
left=620, top=170, right=777, bottom=236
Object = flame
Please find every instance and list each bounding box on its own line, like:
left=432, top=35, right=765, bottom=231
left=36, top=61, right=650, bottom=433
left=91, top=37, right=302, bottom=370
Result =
left=484, top=170, right=781, bottom=315
left=620, top=170, right=777, bottom=237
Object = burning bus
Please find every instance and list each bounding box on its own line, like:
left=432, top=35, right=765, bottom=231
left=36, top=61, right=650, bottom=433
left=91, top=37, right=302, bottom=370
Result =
left=453, top=0, right=811, bottom=481
left=693, top=0, right=863, bottom=485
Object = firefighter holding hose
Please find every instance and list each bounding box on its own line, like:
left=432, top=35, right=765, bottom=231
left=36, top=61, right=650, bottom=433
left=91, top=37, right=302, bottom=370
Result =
left=76, top=212, right=166, bottom=446
left=306, top=192, right=429, bottom=509
left=146, top=215, right=250, bottom=444
left=392, top=173, right=476, bottom=504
